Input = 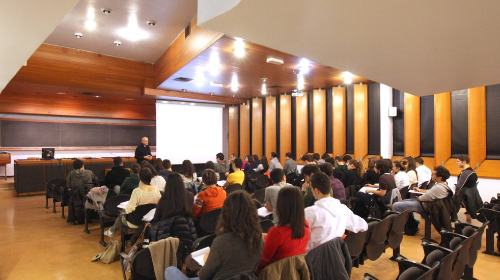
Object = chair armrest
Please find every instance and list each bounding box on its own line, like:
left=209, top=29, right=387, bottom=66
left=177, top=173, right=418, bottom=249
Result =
left=397, top=259, right=431, bottom=274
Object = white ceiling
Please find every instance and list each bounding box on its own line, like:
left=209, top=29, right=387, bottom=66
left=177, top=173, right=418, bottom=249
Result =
left=44, top=0, right=197, bottom=63
left=0, top=0, right=79, bottom=93
left=198, top=0, right=500, bottom=96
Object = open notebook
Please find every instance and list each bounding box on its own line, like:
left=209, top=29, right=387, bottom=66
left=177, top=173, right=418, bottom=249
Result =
left=191, top=247, right=210, bottom=266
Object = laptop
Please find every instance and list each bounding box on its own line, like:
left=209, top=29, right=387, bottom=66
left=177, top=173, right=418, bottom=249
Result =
left=41, top=148, right=55, bottom=160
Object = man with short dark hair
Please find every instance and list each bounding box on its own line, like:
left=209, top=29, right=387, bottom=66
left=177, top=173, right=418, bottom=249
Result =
left=318, top=163, right=346, bottom=203
left=214, top=153, right=230, bottom=174
left=264, top=169, right=293, bottom=225
left=284, top=152, right=297, bottom=175
left=305, top=172, right=367, bottom=253
left=454, top=154, right=482, bottom=221
left=66, top=159, right=99, bottom=190
left=312, top=153, right=321, bottom=164
left=104, top=157, right=131, bottom=193
left=135, top=137, right=152, bottom=164
left=159, top=159, right=174, bottom=182
left=301, top=154, right=314, bottom=165
left=224, top=158, right=245, bottom=187
left=269, top=152, right=283, bottom=171
left=301, top=165, right=321, bottom=207
left=415, top=157, right=432, bottom=187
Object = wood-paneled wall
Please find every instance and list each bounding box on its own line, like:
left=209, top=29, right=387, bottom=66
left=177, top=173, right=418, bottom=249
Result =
left=434, top=92, right=451, bottom=166
left=265, top=96, right=277, bottom=157
left=252, top=98, right=263, bottom=157
left=280, top=95, right=292, bottom=165
left=313, top=89, right=326, bottom=154
left=239, top=103, right=250, bottom=157
left=228, top=106, right=239, bottom=157
left=468, top=87, right=486, bottom=169
left=333, top=87, right=346, bottom=156
left=404, top=93, right=421, bottom=157
left=296, top=95, right=309, bottom=159
left=354, top=84, right=368, bottom=159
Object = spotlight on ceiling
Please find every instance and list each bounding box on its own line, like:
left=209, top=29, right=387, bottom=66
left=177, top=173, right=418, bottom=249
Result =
left=101, top=8, right=111, bottom=14
left=266, top=57, right=284, bottom=65
left=342, top=71, right=354, bottom=84
left=147, top=21, right=157, bottom=26
left=74, top=32, right=83, bottom=38
left=234, top=38, right=245, bottom=58
left=261, top=78, right=267, bottom=95
left=114, top=41, right=122, bottom=46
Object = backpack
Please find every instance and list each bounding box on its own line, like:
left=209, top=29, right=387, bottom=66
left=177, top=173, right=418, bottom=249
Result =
left=404, top=212, right=420, bottom=236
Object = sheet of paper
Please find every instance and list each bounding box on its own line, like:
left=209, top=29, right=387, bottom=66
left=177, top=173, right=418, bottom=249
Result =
left=117, top=201, right=129, bottom=209
left=358, top=187, right=378, bottom=195
left=409, top=190, right=425, bottom=195
left=191, top=247, right=210, bottom=266
left=142, top=209, right=156, bottom=221
left=217, top=180, right=226, bottom=186
left=257, top=207, right=273, bottom=217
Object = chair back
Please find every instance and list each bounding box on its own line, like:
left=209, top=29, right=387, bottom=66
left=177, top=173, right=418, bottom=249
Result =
left=131, top=247, right=156, bottom=280
left=254, top=175, right=269, bottom=190
left=437, top=246, right=460, bottom=280
left=261, top=255, right=310, bottom=280
left=388, top=210, right=410, bottom=249
left=252, top=188, right=266, bottom=204
left=191, top=234, right=216, bottom=252
left=260, top=219, right=274, bottom=233
left=399, top=186, right=410, bottom=200
left=366, top=216, right=393, bottom=261
left=225, top=184, right=243, bottom=196
left=126, top=203, right=156, bottom=226
left=103, top=194, right=130, bottom=217
left=46, top=179, right=65, bottom=198
left=52, top=179, right=69, bottom=203
left=345, top=230, right=369, bottom=259
left=286, top=173, right=298, bottom=184
left=184, top=182, right=197, bottom=195
left=219, top=172, right=227, bottom=180
left=198, top=208, right=222, bottom=235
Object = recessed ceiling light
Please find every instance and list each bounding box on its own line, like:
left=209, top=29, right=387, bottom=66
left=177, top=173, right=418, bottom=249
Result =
left=114, top=41, right=122, bottom=46
left=56, top=92, right=66, bottom=95
left=266, top=57, right=284, bottom=65
left=125, top=98, right=134, bottom=101
left=209, top=92, right=215, bottom=96
left=234, top=38, right=245, bottom=58
left=74, top=33, right=83, bottom=38
left=95, top=95, right=101, bottom=98
left=147, top=21, right=156, bottom=26
left=101, top=8, right=111, bottom=14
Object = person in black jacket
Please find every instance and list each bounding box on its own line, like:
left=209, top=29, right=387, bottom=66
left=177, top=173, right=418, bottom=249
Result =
left=149, top=173, right=198, bottom=248
left=104, top=157, right=130, bottom=193
left=135, top=137, right=152, bottom=164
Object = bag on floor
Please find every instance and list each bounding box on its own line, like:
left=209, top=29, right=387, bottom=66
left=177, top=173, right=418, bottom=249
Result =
left=92, top=239, right=122, bottom=264
left=404, top=212, right=420, bottom=236
left=121, top=223, right=150, bottom=273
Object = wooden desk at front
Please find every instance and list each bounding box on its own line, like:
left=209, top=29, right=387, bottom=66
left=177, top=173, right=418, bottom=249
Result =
left=14, top=157, right=138, bottom=195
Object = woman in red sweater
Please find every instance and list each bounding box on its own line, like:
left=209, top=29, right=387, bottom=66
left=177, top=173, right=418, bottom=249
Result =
left=258, top=186, right=310, bottom=271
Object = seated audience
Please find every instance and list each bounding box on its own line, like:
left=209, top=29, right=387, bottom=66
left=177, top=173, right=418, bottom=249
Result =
left=402, top=157, right=417, bottom=186
left=141, top=162, right=167, bottom=192
left=192, top=169, right=226, bottom=218
left=312, top=153, right=321, bottom=164
left=243, top=155, right=254, bottom=173
left=355, top=159, right=396, bottom=218
left=214, top=153, right=230, bottom=174
left=159, top=159, right=174, bottom=182
left=224, top=158, right=245, bottom=187
left=258, top=187, right=310, bottom=271
left=268, top=152, right=283, bottom=171
left=204, top=161, right=220, bottom=181
left=365, top=157, right=380, bottom=185
left=252, top=155, right=261, bottom=168
left=164, top=191, right=263, bottom=280
left=153, top=158, right=164, bottom=174
left=283, top=152, right=298, bottom=175
left=392, top=160, right=410, bottom=189
left=66, top=159, right=99, bottom=190
left=104, top=156, right=130, bottom=193
left=321, top=152, right=330, bottom=163
left=180, top=159, right=197, bottom=184
left=393, top=166, right=451, bottom=214
left=305, top=172, right=368, bottom=253
left=334, top=155, right=347, bottom=178
left=318, top=163, right=346, bottom=204
left=105, top=167, right=161, bottom=238
left=255, top=156, right=270, bottom=178
left=264, top=169, right=293, bottom=225
left=120, top=163, right=141, bottom=194
left=340, top=159, right=367, bottom=188
left=149, top=173, right=198, bottom=248
left=301, top=165, right=322, bottom=208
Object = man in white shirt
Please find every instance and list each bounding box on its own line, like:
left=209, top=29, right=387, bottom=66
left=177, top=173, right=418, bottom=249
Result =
left=269, top=152, right=283, bottom=171
left=304, top=172, right=368, bottom=253
left=415, top=157, right=432, bottom=187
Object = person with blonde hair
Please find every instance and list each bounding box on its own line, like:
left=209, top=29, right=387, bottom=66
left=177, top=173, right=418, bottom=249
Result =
left=340, top=159, right=366, bottom=188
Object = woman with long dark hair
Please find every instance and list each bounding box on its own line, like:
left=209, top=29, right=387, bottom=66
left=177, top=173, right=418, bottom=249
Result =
left=165, top=191, right=263, bottom=280
left=340, top=159, right=367, bottom=188
left=365, top=157, right=380, bottom=185
left=180, top=159, right=197, bottom=183
left=258, top=187, right=310, bottom=271
left=149, top=173, right=197, bottom=247
left=256, top=156, right=270, bottom=178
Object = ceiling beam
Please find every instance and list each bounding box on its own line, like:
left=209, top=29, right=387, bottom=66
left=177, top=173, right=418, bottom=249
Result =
left=154, top=17, right=224, bottom=88
left=144, top=88, right=247, bottom=104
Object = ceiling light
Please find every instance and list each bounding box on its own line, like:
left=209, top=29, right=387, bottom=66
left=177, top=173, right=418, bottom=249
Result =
left=299, top=58, right=311, bottom=74
left=95, top=95, right=101, bottom=98
left=182, top=89, right=187, bottom=92
left=210, top=82, right=223, bottom=87
left=75, top=32, right=83, bottom=38
left=117, top=14, right=149, bottom=41
left=101, top=8, right=111, bottom=14
left=114, top=41, right=122, bottom=46
left=231, top=75, right=239, bottom=92
left=147, top=21, right=156, bottom=26
left=261, top=78, right=267, bottom=95
left=234, top=38, right=245, bottom=58
left=266, top=57, right=284, bottom=65
left=125, top=98, right=134, bottom=101
left=56, top=92, right=66, bottom=95
left=208, top=52, right=220, bottom=76
left=359, top=82, right=363, bottom=86
left=297, top=73, right=305, bottom=90
left=343, top=71, right=354, bottom=84
left=209, top=92, right=215, bottom=96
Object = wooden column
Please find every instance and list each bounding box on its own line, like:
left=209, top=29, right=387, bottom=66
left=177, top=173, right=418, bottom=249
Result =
left=265, top=96, right=277, bottom=157
left=239, top=102, right=250, bottom=157
left=468, top=86, right=486, bottom=169
left=313, top=89, right=326, bottom=154
left=228, top=106, right=239, bottom=157
left=296, top=95, right=308, bottom=160
left=280, top=95, right=292, bottom=166
left=251, top=98, right=263, bottom=157
left=332, top=87, right=346, bottom=156
left=404, top=93, right=421, bottom=157
left=354, top=84, right=368, bottom=160
left=434, top=92, right=451, bottom=166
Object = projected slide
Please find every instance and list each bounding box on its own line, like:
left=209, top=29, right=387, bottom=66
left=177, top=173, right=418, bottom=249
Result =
left=156, top=100, right=223, bottom=164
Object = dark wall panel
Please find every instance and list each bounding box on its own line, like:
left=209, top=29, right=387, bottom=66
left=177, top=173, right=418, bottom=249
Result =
left=368, top=83, right=381, bottom=155
left=451, top=90, right=468, bottom=156
left=420, top=95, right=435, bottom=157
left=486, top=84, right=500, bottom=159
left=346, top=86, right=354, bottom=154
left=326, top=88, right=333, bottom=153
left=61, top=123, right=110, bottom=146
left=393, top=89, right=405, bottom=156
left=291, top=97, right=297, bottom=159
left=308, top=90, right=314, bottom=153
left=1, top=121, right=61, bottom=147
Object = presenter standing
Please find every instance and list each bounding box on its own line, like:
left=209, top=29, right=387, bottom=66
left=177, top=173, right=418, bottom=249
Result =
left=135, top=137, right=152, bottom=164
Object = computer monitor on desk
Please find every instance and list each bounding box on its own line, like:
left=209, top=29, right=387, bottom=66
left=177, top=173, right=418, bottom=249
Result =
left=42, top=148, right=55, bottom=160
